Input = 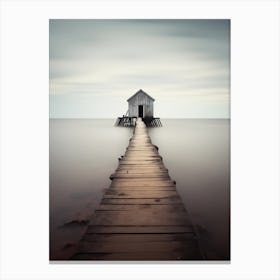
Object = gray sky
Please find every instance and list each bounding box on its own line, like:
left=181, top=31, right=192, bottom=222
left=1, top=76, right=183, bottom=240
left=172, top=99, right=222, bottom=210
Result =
left=50, top=19, right=230, bottom=118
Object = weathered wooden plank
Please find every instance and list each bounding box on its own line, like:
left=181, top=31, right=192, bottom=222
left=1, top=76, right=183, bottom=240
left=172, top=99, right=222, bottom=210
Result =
left=110, top=175, right=171, bottom=180
left=72, top=251, right=203, bottom=260
left=110, top=186, right=175, bottom=190
left=89, top=210, right=190, bottom=226
left=103, top=190, right=178, bottom=199
left=113, top=171, right=169, bottom=176
left=115, top=168, right=168, bottom=172
left=101, top=197, right=183, bottom=205
left=119, top=159, right=162, bottom=163
left=78, top=240, right=199, bottom=254
left=96, top=204, right=186, bottom=211
left=111, top=180, right=176, bottom=187
left=86, top=225, right=195, bottom=234
left=110, top=184, right=174, bottom=188
left=110, top=184, right=176, bottom=189
left=124, top=151, right=160, bottom=154
left=116, top=166, right=167, bottom=169
left=82, top=233, right=196, bottom=243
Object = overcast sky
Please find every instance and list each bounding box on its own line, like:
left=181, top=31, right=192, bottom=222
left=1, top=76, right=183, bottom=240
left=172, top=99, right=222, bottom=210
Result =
left=49, top=19, right=230, bottom=118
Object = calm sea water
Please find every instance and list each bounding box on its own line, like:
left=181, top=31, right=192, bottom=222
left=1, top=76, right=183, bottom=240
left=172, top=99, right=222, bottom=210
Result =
left=50, top=119, right=230, bottom=260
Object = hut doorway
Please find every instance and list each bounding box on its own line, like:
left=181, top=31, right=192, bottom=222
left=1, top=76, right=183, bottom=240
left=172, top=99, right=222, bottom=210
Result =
left=138, top=105, right=143, bottom=118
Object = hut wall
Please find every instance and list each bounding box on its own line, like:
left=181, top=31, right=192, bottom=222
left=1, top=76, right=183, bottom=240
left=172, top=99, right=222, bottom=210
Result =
left=128, top=92, right=154, bottom=118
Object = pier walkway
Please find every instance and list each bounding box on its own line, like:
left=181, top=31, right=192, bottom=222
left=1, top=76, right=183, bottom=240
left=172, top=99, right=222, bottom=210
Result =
left=72, top=118, right=203, bottom=260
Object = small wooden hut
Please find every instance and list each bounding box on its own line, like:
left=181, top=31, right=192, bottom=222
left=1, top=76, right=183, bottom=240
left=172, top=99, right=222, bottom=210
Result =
left=127, top=89, right=154, bottom=118
left=115, top=89, right=162, bottom=127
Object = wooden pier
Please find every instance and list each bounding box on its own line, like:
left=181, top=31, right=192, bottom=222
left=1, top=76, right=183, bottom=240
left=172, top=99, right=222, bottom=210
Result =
left=72, top=118, right=203, bottom=260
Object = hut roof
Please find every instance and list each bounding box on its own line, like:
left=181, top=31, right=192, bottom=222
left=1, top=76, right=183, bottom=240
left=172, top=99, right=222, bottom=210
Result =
left=127, top=89, right=155, bottom=102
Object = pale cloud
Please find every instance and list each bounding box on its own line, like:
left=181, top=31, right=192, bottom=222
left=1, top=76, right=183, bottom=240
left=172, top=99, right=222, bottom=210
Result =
left=50, top=19, right=230, bottom=118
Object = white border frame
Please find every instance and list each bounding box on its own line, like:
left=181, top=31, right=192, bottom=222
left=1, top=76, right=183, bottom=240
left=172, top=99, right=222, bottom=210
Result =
left=1, top=1, right=279, bottom=279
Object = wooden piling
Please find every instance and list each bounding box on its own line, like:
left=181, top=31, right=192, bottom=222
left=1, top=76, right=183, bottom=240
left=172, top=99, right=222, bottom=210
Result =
left=71, top=118, right=203, bottom=261
left=115, top=116, right=161, bottom=127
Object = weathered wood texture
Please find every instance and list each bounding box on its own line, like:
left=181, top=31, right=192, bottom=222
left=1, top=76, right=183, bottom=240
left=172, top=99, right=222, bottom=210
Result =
left=127, top=89, right=154, bottom=118
left=72, top=118, right=203, bottom=261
